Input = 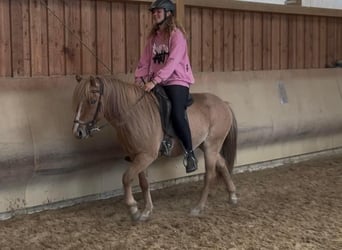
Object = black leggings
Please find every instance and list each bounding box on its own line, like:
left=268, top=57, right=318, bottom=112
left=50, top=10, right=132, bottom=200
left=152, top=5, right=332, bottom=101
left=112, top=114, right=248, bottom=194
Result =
left=163, top=85, right=193, bottom=152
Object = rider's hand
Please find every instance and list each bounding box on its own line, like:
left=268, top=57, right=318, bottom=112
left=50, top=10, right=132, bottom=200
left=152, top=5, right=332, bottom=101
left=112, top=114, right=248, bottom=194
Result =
left=144, top=81, right=156, bottom=92
left=134, top=78, right=144, bottom=88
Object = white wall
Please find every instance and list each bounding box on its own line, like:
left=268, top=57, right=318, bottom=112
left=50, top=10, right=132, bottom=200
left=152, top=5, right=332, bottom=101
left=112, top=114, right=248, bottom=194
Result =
left=2, top=69, right=342, bottom=219
left=237, top=0, right=284, bottom=4
left=302, top=0, right=342, bottom=9
left=237, top=0, right=342, bottom=9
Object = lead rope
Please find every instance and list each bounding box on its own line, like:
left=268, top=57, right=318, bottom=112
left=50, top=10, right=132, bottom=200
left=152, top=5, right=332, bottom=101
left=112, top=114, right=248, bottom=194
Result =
left=40, top=0, right=114, bottom=134
left=39, top=0, right=112, bottom=74
left=41, top=1, right=154, bottom=131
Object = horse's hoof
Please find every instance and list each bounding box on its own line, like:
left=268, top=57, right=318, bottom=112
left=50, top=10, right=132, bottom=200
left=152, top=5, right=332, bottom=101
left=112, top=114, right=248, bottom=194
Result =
left=190, top=207, right=201, bottom=217
left=229, top=193, right=238, bottom=205
left=130, top=210, right=141, bottom=221
left=139, top=214, right=150, bottom=221
left=139, top=210, right=152, bottom=221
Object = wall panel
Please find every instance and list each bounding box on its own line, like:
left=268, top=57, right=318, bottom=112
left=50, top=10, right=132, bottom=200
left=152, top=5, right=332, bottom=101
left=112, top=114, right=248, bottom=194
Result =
left=296, top=16, right=305, bottom=69
left=337, top=18, right=342, bottom=60
left=319, top=17, right=327, bottom=68
left=243, top=12, right=253, bottom=71
left=125, top=4, right=139, bottom=74
left=202, top=9, right=213, bottom=71
left=288, top=14, right=297, bottom=69
left=96, top=0, right=112, bottom=74
left=327, top=17, right=337, bottom=67
left=112, top=2, right=126, bottom=74
left=65, top=0, right=81, bottom=75
left=271, top=13, right=280, bottom=70
left=139, top=4, right=152, bottom=58
left=213, top=9, right=224, bottom=71
left=190, top=7, right=202, bottom=72
left=30, top=0, right=48, bottom=76
left=11, top=0, right=31, bottom=77
left=312, top=16, right=320, bottom=68
left=80, top=0, right=96, bottom=74
left=252, top=12, right=263, bottom=70
left=262, top=13, right=272, bottom=70
left=280, top=14, right=289, bottom=69
left=304, top=15, right=313, bottom=69
left=0, top=0, right=11, bottom=77
left=223, top=10, right=234, bottom=71
left=233, top=11, right=244, bottom=71
left=48, top=0, right=65, bottom=75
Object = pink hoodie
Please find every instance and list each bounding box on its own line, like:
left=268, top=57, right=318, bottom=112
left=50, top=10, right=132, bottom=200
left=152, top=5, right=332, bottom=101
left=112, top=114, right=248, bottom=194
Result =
left=135, top=28, right=194, bottom=87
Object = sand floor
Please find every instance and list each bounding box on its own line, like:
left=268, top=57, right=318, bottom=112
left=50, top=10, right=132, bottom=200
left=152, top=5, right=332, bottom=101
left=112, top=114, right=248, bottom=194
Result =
left=1, top=155, right=341, bottom=249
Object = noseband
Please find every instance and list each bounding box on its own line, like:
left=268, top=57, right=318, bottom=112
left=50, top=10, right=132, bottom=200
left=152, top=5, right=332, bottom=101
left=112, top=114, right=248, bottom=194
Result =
left=74, top=77, right=104, bottom=135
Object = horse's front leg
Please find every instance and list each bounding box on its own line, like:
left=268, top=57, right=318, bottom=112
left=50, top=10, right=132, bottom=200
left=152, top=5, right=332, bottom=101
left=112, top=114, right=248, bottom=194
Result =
left=138, top=171, right=153, bottom=221
left=122, top=155, right=154, bottom=221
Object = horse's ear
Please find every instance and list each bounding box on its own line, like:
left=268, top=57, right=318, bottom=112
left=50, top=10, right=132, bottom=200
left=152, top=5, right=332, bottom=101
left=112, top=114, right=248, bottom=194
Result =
left=75, top=74, right=82, bottom=82
left=89, top=76, right=95, bottom=85
left=89, top=75, right=96, bottom=86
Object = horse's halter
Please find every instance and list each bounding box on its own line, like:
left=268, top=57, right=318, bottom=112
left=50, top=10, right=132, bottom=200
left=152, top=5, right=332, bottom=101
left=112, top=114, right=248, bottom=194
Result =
left=74, top=77, right=104, bottom=136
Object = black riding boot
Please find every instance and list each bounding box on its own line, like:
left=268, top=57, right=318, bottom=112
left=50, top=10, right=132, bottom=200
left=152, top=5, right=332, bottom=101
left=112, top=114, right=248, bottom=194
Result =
left=184, top=150, right=198, bottom=173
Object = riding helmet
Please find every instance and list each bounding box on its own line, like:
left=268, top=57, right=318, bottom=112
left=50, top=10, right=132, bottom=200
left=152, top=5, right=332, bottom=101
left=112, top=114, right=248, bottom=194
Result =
left=149, top=0, right=176, bottom=14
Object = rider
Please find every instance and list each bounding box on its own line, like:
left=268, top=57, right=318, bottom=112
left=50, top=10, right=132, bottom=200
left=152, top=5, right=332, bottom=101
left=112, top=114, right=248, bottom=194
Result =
left=134, top=0, right=198, bottom=173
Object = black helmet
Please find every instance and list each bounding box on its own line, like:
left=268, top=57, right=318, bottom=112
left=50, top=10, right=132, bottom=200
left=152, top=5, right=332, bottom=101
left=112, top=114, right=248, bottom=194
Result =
left=149, top=0, right=175, bottom=14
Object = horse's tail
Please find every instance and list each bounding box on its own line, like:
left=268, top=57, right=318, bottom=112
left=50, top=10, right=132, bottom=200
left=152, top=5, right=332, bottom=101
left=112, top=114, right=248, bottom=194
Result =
left=221, top=105, right=238, bottom=174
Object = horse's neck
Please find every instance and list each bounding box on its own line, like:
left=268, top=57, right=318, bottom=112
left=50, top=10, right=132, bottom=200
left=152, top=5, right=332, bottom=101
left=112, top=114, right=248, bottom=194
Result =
left=105, top=81, right=143, bottom=122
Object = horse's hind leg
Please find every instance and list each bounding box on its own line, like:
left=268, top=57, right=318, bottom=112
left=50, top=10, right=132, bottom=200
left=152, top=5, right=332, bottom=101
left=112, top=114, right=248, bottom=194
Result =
left=190, top=149, right=217, bottom=216
left=138, top=171, right=153, bottom=221
left=216, top=155, right=237, bottom=204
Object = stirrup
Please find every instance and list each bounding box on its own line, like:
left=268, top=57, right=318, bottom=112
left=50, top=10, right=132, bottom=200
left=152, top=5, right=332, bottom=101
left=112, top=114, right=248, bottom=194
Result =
left=183, top=151, right=198, bottom=173
left=160, top=137, right=173, bottom=156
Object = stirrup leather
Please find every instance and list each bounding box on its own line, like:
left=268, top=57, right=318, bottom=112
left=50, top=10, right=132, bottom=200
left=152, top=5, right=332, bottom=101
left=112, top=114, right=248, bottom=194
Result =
left=159, top=137, right=173, bottom=156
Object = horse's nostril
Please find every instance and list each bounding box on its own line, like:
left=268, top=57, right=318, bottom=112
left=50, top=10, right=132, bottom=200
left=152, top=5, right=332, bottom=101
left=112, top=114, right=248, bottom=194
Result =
left=77, top=130, right=83, bottom=138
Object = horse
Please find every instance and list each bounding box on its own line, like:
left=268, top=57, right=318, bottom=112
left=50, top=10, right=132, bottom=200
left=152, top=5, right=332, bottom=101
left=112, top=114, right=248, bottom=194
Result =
left=72, top=75, right=238, bottom=221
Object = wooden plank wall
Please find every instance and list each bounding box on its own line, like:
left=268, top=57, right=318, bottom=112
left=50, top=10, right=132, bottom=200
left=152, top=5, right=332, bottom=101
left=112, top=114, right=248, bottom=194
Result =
left=1, top=0, right=342, bottom=77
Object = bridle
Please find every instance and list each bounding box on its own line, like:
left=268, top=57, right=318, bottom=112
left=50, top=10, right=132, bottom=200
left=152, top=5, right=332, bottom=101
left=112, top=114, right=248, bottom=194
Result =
left=73, top=77, right=105, bottom=136
left=74, top=76, right=150, bottom=135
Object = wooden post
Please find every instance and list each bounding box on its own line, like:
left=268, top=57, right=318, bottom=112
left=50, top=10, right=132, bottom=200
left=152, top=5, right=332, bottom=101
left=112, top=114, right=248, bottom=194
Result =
left=176, top=0, right=185, bottom=26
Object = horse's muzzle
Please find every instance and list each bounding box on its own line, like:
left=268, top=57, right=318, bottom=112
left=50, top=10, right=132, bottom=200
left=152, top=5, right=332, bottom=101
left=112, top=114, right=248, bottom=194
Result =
left=73, top=123, right=89, bottom=139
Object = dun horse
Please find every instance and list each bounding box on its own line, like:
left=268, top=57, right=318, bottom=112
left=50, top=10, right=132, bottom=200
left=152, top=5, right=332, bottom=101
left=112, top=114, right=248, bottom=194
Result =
left=72, top=75, right=238, bottom=221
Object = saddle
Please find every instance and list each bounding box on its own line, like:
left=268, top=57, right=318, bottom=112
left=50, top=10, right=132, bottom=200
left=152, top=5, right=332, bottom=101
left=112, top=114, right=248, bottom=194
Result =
left=152, top=85, right=193, bottom=156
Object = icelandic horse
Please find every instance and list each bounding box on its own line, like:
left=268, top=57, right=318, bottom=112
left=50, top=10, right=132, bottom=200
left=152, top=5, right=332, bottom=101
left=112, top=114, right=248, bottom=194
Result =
left=72, top=75, right=238, bottom=221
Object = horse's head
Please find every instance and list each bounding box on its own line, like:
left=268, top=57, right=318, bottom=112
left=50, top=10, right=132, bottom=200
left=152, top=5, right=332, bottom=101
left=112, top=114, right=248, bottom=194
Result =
left=72, top=75, right=105, bottom=139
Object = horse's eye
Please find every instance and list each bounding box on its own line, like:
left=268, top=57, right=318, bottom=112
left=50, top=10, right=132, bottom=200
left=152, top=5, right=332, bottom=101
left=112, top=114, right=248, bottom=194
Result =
left=89, top=99, right=97, bottom=105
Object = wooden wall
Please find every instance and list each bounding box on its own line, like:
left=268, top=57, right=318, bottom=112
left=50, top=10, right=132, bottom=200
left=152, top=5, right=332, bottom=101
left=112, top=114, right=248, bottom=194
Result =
left=186, top=9, right=342, bottom=72
left=1, top=0, right=342, bottom=77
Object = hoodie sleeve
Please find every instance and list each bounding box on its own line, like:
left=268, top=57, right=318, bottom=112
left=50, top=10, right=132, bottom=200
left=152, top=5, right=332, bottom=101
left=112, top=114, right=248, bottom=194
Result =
left=135, top=38, right=152, bottom=80
left=152, top=30, right=186, bottom=84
